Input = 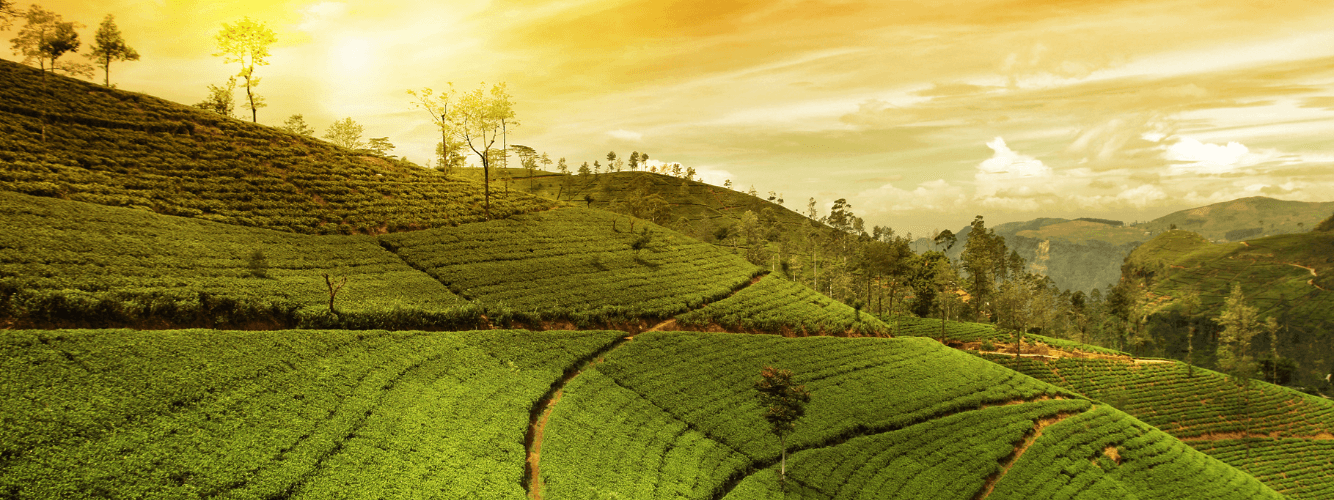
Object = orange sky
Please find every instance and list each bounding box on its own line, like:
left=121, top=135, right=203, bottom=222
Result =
left=8, top=0, right=1334, bottom=234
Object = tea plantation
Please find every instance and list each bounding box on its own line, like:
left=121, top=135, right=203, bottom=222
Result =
left=540, top=332, right=1281, bottom=499
left=1000, top=353, right=1334, bottom=499
left=0, top=60, right=553, bottom=234
left=674, top=274, right=889, bottom=335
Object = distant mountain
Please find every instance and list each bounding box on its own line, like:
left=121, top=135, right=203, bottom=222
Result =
left=926, top=197, right=1334, bottom=294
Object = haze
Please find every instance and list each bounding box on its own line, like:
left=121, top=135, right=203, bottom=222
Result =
left=11, top=0, right=1334, bottom=237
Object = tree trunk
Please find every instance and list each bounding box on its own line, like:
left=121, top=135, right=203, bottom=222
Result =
left=780, top=433, right=787, bottom=489
left=245, top=75, right=257, bottom=123
left=482, top=153, right=491, bottom=219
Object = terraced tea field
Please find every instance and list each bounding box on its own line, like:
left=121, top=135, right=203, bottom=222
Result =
left=538, top=332, right=1279, bottom=499
left=0, top=60, right=552, bottom=234
left=0, top=191, right=471, bottom=329
left=997, top=353, right=1334, bottom=499
left=381, top=208, right=764, bottom=326
left=674, top=274, right=888, bottom=335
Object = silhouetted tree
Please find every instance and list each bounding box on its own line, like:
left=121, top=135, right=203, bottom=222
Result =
left=10, top=6, right=87, bottom=78
left=367, top=137, right=394, bottom=155
left=88, top=14, right=139, bottom=87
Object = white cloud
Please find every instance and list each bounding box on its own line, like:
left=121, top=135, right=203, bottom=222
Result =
left=1114, top=184, right=1168, bottom=208
left=978, top=137, right=1052, bottom=177
left=1164, top=137, right=1251, bottom=174
left=299, top=2, right=347, bottom=31
left=975, top=136, right=1056, bottom=205
left=853, top=179, right=969, bottom=215
left=606, top=129, right=644, bottom=141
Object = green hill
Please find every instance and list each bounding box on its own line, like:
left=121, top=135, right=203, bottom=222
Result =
left=0, top=328, right=1282, bottom=500
left=901, top=313, right=1334, bottom=498
left=0, top=59, right=552, bottom=234
left=1122, top=228, right=1334, bottom=387
left=942, top=197, right=1334, bottom=295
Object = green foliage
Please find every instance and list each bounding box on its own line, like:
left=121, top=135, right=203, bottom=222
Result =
left=88, top=14, right=139, bottom=86
left=0, top=191, right=477, bottom=329
left=323, top=116, right=365, bottom=149
left=675, top=274, right=889, bottom=335
left=893, top=316, right=1130, bottom=357
left=213, top=16, right=275, bottom=122
left=0, top=59, right=554, bottom=233
left=279, top=113, right=314, bottom=136
left=987, top=405, right=1283, bottom=500
left=998, top=354, right=1334, bottom=498
left=1316, top=212, right=1334, bottom=232
left=381, top=207, right=762, bottom=325
left=0, top=328, right=623, bottom=498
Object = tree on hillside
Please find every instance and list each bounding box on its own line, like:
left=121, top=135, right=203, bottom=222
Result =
left=755, top=366, right=811, bottom=490
left=510, top=144, right=538, bottom=187
left=366, top=137, right=394, bottom=155
left=1216, top=282, right=1260, bottom=383
left=10, top=6, right=88, bottom=78
left=961, top=216, right=1009, bottom=320
left=407, top=86, right=463, bottom=179
left=213, top=17, right=276, bottom=123
left=540, top=152, right=552, bottom=172
left=194, top=76, right=236, bottom=117
left=1177, top=288, right=1202, bottom=377
left=628, top=151, right=640, bottom=171
left=578, top=161, right=590, bottom=177
left=323, top=117, right=365, bottom=149
left=606, top=151, right=617, bottom=172
left=934, top=229, right=957, bottom=252
left=280, top=114, right=314, bottom=136
left=88, top=14, right=139, bottom=87
left=933, top=257, right=964, bottom=343
left=556, top=157, right=568, bottom=174
left=454, top=82, right=516, bottom=219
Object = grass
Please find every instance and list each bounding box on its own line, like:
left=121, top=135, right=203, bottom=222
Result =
left=674, top=274, right=890, bottom=336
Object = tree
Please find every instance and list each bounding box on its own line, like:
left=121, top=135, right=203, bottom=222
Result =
left=321, top=272, right=347, bottom=316
left=606, top=151, right=617, bottom=171
left=280, top=114, right=314, bottom=136
left=754, top=366, right=811, bottom=489
left=454, top=82, right=516, bottom=219
left=0, top=0, right=19, bottom=31
left=628, top=151, right=641, bottom=171
left=88, top=14, right=139, bottom=87
left=408, top=86, right=462, bottom=179
left=1177, top=289, right=1202, bottom=377
left=556, top=157, right=569, bottom=174
left=1216, top=283, right=1260, bottom=383
left=933, top=257, right=964, bottom=342
left=194, top=77, right=237, bottom=117
left=213, top=17, right=276, bottom=122
left=934, top=229, right=957, bottom=252
left=367, top=137, right=394, bottom=155
left=540, top=152, right=552, bottom=171
left=10, top=6, right=85, bottom=78
left=578, top=161, right=591, bottom=176
left=323, top=117, right=365, bottom=149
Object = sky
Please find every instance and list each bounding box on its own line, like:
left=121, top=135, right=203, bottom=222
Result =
left=7, top=0, right=1334, bottom=237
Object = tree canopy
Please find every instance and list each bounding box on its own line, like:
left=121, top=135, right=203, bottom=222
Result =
left=88, top=14, right=139, bottom=87
left=213, top=17, right=276, bottom=122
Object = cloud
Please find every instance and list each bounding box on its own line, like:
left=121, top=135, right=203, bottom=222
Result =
left=605, top=129, right=643, bottom=141
left=1163, top=137, right=1253, bottom=174
left=852, top=179, right=968, bottom=215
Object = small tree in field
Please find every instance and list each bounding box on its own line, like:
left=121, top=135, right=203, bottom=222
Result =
left=755, top=366, right=811, bottom=489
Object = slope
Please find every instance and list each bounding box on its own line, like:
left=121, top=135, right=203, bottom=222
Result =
left=1125, top=229, right=1334, bottom=386
left=0, top=190, right=475, bottom=330
left=937, top=197, right=1334, bottom=294
left=897, top=314, right=1334, bottom=499
left=538, top=332, right=1281, bottom=499
left=0, top=59, right=552, bottom=234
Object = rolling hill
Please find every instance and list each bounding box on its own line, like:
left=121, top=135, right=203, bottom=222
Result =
left=0, top=328, right=1283, bottom=499
left=0, top=59, right=553, bottom=234
left=934, top=197, right=1334, bottom=294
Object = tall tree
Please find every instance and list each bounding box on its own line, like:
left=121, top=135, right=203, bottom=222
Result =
left=755, top=366, right=811, bottom=490
left=323, top=117, right=365, bottom=149
left=628, top=151, right=641, bottom=171
left=1216, top=282, right=1260, bottom=383
left=408, top=86, right=461, bottom=178
left=0, top=0, right=19, bottom=31
left=454, top=82, right=516, bottom=219
left=213, top=17, right=276, bottom=122
left=10, top=6, right=84, bottom=78
left=88, top=14, right=139, bottom=87
left=279, top=113, right=314, bottom=136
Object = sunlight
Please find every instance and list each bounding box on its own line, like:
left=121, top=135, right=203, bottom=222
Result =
left=329, top=37, right=373, bottom=74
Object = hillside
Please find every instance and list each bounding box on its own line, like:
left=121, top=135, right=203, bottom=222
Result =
left=1123, top=228, right=1334, bottom=387
left=0, top=328, right=1282, bottom=499
left=937, top=197, right=1334, bottom=294
left=0, top=59, right=553, bottom=234
left=0, top=190, right=890, bottom=334
left=899, top=315, right=1334, bottom=498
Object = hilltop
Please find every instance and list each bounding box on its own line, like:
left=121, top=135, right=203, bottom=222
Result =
left=0, top=59, right=552, bottom=234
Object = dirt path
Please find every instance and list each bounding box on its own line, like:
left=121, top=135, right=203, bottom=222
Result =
left=973, top=410, right=1086, bottom=500
left=1289, top=263, right=1329, bottom=291
left=525, top=272, right=769, bottom=500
